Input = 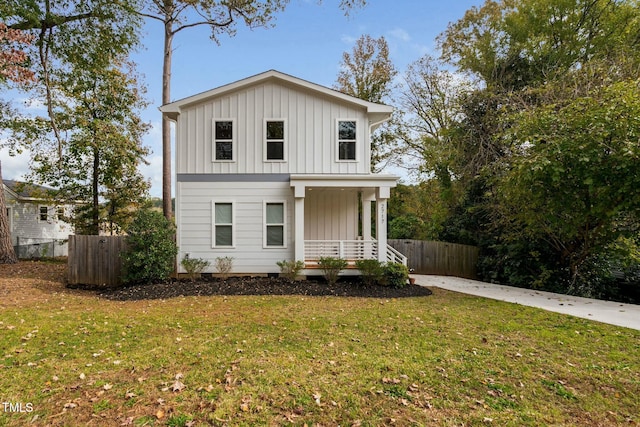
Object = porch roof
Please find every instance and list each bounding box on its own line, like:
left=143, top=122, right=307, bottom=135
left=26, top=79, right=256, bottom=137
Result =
left=290, top=174, right=398, bottom=198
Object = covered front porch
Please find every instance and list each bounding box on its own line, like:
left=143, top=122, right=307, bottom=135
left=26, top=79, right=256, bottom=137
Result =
left=290, top=174, right=406, bottom=272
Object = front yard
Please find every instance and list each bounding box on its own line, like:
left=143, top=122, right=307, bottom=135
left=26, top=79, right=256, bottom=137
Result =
left=1, top=261, right=639, bottom=426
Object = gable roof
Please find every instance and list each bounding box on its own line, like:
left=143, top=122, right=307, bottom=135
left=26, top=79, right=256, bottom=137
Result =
left=160, top=69, right=393, bottom=124
left=3, top=179, right=53, bottom=201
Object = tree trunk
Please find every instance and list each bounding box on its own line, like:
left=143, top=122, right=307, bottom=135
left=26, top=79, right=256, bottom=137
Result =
left=0, top=162, right=18, bottom=264
left=92, top=145, right=101, bottom=235
left=162, top=16, right=174, bottom=221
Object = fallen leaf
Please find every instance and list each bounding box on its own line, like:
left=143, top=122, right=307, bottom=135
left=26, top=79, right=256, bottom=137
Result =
left=103, top=383, right=113, bottom=391
left=172, top=380, right=186, bottom=392
left=156, top=409, right=165, bottom=419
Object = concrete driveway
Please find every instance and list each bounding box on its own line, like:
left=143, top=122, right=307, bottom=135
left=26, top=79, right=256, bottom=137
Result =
left=415, top=275, right=640, bottom=331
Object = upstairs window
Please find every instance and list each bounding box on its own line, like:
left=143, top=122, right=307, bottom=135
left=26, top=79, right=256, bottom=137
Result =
left=213, top=202, right=234, bottom=247
left=338, top=120, right=356, bottom=161
left=265, top=120, right=285, bottom=161
left=214, top=120, right=234, bottom=161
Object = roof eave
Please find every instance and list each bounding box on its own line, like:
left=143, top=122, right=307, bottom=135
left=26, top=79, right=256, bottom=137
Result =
left=159, top=70, right=394, bottom=118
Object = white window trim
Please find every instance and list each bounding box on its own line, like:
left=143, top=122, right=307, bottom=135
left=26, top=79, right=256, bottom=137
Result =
left=212, top=118, right=236, bottom=163
left=211, top=200, right=236, bottom=249
left=5, top=207, right=13, bottom=233
left=263, top=200, right=287, bottom=249
left=38, top=205, right=49, bottom=222
left=336, top=118, right=358, bottom=162
left=263, top=118, right=287, bottom=163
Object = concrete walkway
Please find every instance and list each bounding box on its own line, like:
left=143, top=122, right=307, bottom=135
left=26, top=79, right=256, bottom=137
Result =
left=414, top=275, right=640, bottom=331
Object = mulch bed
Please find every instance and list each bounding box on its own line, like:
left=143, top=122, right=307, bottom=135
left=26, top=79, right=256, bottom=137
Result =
left=96, top=276, right=433, bottom=301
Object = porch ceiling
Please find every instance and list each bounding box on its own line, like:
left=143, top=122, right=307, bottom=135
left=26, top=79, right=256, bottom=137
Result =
left=290, top=174, right=398, bottom=197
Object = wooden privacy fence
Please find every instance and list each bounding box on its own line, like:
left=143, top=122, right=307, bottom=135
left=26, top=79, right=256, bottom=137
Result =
left=388, top=239, right=479, bottom=279
left=67, top=235, right=127, bottom=287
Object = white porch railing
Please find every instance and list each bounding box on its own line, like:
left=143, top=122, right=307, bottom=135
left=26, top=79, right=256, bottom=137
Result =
left=386, top=244, right=408, bottom=266
left=304, top=240, right=407, bottom=266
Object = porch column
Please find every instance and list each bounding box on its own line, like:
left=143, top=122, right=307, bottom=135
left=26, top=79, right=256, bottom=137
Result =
left=376, top=187, right=390, bottom=263
left=362, top=189, right=375, bottom=260
left=293, top=185, right=306, bottom=263
left=362, top=189, right=375, bottom=241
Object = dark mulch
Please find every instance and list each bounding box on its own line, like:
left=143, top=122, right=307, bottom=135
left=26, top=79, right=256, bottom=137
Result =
left=95, top=276, right=432, bottom=301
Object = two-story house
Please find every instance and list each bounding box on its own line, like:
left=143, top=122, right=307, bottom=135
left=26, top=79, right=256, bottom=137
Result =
left=161, top=70, right=406, bottom=275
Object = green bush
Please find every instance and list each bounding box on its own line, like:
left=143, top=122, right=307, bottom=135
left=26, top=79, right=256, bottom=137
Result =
left=318, top=257, right=348, bottom=285
left=180, top=254, right=210, bottom=282
left=355, top=259, right=384, bottom=286
left=383, top=262, right=409, bottom=288
left=277, top=260, right=305, bottom=282
left=122, top=209, right=177, bottom=285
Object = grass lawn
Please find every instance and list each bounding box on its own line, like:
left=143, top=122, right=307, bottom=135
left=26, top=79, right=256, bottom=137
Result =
left=1, top=261, right=639, bottom=426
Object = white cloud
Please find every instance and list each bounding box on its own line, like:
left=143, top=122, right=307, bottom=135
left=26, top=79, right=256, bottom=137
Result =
left=0, top=146, right=31, bottom=181
left=340, top=34, right=357, bottom=45
left=388, top=28, right=411, bottom=42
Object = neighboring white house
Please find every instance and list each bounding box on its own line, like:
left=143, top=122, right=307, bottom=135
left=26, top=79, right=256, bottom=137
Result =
left=161, top=70, right=406, bottom=275
left=2, top=179, right=74, bottom=258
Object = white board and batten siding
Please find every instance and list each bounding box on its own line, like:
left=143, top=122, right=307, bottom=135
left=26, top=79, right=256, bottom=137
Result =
left=304, top=188, right=359, bottom=241
left=175, top=81, right=372, bottom=176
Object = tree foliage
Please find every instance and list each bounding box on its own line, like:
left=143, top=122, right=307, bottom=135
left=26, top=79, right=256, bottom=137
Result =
left=499, top=79, right=640, bottom=286
left=335, top=34, right=396, bottom=103
left=334, top=34, right=397, bottom=172
left=0, top=23, right=34, bottom=84
left=425, top=0, right=640, bottom=298
left=1, top=0, right=149, bottom=234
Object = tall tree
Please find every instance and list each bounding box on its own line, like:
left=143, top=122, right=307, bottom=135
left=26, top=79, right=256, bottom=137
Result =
left=29, top=58, right=151, bottom=235
left=335, top=34, right=396, bottom=103
left=334, top=34, right=397, bottom=171
left=0, top=23, right=35, bottom=264
left=2, top=0, right=149, bottom=234
left=126, top=0, right=366, bottom=219
left=435, top=0, right=640, bottom=295
left=398, top=54, right=471, bottom=182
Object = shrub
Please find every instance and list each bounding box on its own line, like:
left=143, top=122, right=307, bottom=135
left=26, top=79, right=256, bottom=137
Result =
left=277, top=260, right=305, bottom=282
left=180, top=254, right=210, bottom=282
left=318, top=257, right=348, bottom=285
left=383, top=262, right=409, bottom=288
left=355, top=259, right=384, bottom=286
left=215, top=256, right=234, bottom=279
left=122, top=209, right=177, bottom=285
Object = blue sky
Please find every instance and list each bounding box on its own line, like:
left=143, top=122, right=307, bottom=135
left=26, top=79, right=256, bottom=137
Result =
left=2, top=0, right=484, bottom=197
